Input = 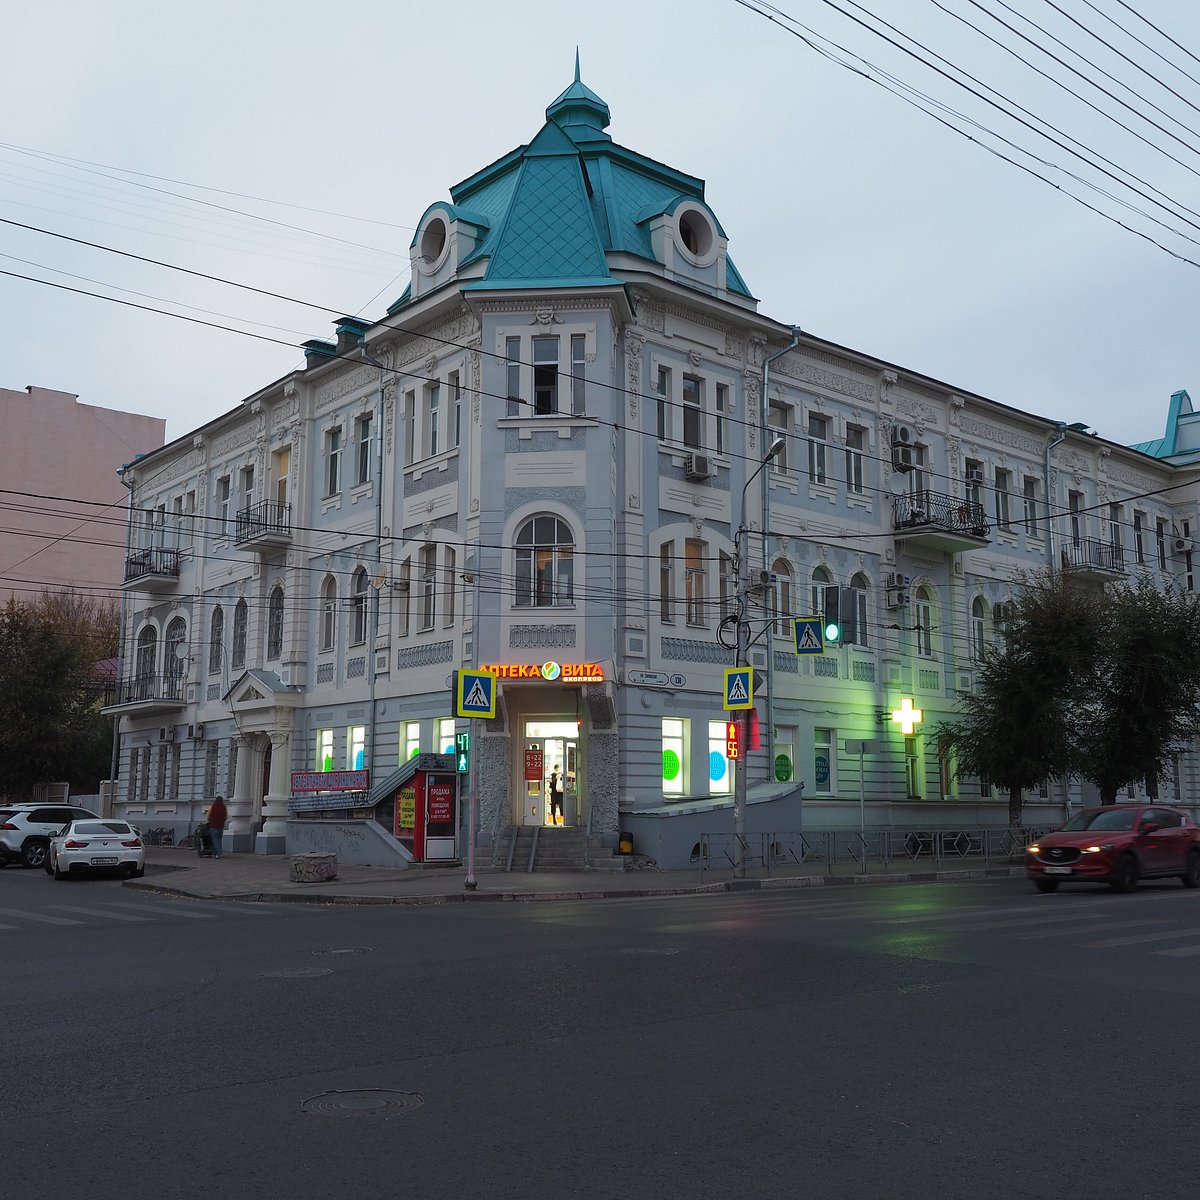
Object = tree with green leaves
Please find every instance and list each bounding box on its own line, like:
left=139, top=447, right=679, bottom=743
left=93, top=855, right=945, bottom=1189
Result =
left=0, top=590, right=118, bottom=799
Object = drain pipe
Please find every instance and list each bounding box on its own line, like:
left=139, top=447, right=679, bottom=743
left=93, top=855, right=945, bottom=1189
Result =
left=761, top=326, right=802, bottom=775
left=360, top=347, right=388, bottom=782
left=108, top=460, right=138, bottom=816
left=1045, top=422, right=1067, bottom=577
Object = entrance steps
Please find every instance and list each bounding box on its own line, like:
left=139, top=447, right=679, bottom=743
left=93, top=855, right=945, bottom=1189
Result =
left=488, top=826, right=625, bottom=873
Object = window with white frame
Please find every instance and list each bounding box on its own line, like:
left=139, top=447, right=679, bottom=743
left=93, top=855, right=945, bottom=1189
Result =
left=506, top=339, right=522, bottom=416
left=684, top=538, right=706, bottom=626
left=715, top=383, right=728, bottom=455
left=515, top=515, right=574, bottom=607
left=995, top=468, right=1012, bottom=530
left=267, top=587, right=284, bottom=659
left=351, top=568, right=368, bottom=646
left=273, top=446, right=290, bottom=510
left=965, top=458, right=984, bottom=508
left=915, top=587, right=934, bottom=657
left=570, top=334, right=586, bottom=416
left=216, top=476, right=231, bottom=536
left=135, top=626, right=156, bottom=683
left=708, top=719, right=734, bottom=796
left=404, top=390, right=416, bottom=462
left=1108, top=503, right=1122, bottom=553
left=1069, top=490, right=1084, bottom=547
left=768, top=402, right=790, bottom=475
left=1156, top=517, right=1168, bottom=570
left=845, top=425, right=865, bottom=494
left=533, top=335, right=559, bottom=415
left=402, top=721, right=420, bottom=762
left=810, top=565, right=832, bottom=617
left=315, top=729, right=333, bottom=771
left=326, top=426, right=343, bottom=496
left=165, top=617, right=187, bottom=693
left=232, top=599, right=247, bottom=670
left=398, top=557, right=411, bottom=637
left=847, top=573, right=869, bottom=648
left=909, top=444, right=928, bottom=495
left=438, top=718, right=456, bottom=755
left=356, top=413, right=373, bottom=484
left=348, top=725, right=366, bottom=770
left=718, top=551, right=734, bottom=621
left=1023, top=475, right=1039, bottom=534
left=209, top=606, right=224, bottom=675
left=656, top=366, right=670, bottom=441
left=443, top=547, right=457, bottom=627
left=1134, top=511, right=1145, bottom=564
left=320, top=576, right=337, bottom=652
left=449, top=370, right=462, bottom=447
left=814, top=728, right=835, bottom=795
left=807, top=413, right=827, bottom=484
left=770, top=558, right=793, bottom=638
left=681, top=375, right=703, bottom=451
left=240, top=464, right=255, bottom=516
left=425, top=383, right=440, bottom=458
left=971, top=596, right=986, bottom=660
left=204, top=742, right=219, bottom=795
left=420, top=545, right=437, bottom=630
left=904, top=735, right=922, bottom=798
left=660, top=540, right=675, bottom=623
left=662, top=718, right=687, bottom=797
left=774, top=726, right=797, bottom=784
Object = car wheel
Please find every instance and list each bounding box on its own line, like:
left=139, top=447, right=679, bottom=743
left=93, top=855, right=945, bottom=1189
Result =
left=1182, top=851, right=1200, bottom=889
left=1110, top=854, right=1140, bottom=893
left=21, top=840, right=48, bottom=869
left=1033, top=878, right=1060, bottom=894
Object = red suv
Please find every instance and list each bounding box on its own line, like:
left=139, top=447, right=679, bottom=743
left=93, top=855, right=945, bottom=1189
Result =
left=1026, top=804, right=1200, bottom=893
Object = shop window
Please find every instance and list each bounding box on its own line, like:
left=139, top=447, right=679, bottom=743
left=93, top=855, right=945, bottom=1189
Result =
left=662, top=718, right=687, bottom=797
left=438, top=718, right=456, bottom=755
left=348, top=726, right=366, bottom=770
left=515, top=515, right=574, bottom=607
left=814, top=728, right=835, bottom=795
left=773, top=727, right=796, bottom=784
left=402, top=721, right=420, bottom=762
left=708, top=720, right=733, bottom=797
left=316, top=729, right=333, bottom=772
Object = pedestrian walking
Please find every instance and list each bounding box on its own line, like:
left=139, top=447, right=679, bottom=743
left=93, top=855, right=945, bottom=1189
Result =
left=549, top=766, right=564, bottom=826
left=207, top=795, right=228, bottom=858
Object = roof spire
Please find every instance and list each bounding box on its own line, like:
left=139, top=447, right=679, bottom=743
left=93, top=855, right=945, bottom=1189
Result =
left=546, top=56, right=611, bottom=141
left=575, top=47, right=581, bottom=83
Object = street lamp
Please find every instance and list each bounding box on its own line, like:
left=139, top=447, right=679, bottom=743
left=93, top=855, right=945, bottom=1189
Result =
left=732, top=435, right=786, bottom=878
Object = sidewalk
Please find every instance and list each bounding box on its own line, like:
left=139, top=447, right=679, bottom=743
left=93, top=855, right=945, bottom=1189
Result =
left=127, top=847, right=1026, bottom=905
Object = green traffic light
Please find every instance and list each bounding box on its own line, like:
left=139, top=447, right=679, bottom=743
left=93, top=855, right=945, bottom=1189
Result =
left=824, top=622, right=841, bottom=643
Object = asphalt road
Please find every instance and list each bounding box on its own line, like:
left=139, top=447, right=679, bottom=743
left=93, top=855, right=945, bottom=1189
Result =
left=3, top=866, right=1199, bottom=1199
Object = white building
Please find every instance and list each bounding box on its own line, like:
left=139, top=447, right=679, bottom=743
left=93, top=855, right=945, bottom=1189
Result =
left=106, top=71, right=1200, bottom=868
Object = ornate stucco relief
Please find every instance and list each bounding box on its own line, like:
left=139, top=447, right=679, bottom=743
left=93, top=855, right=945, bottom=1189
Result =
left=955, top=414, right=1043, bottom=456
left=771, top=355, right=875, bottom=403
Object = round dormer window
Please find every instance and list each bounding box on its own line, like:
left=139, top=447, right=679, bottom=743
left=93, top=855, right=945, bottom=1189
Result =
left=676, top=206, right=715, bottom=265
left=419, top=215, right=449, bottom=270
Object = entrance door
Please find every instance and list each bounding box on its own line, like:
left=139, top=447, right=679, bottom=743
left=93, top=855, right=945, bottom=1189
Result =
left=522, top=721, right=581, bottom=827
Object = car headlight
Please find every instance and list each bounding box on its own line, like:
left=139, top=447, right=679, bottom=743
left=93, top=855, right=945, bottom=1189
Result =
left=1026, top=844, right=1040, bottom=855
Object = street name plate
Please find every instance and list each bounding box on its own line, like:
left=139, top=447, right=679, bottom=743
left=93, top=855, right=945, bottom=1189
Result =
left=627, top=670, right=670, bottom=687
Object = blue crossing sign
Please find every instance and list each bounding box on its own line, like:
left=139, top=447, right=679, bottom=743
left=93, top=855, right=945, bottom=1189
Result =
left=723, top=667, right=754, bottom=710
left=455, top=669, right=497, bottom=718
left=793, top=618, right=824, bottom=655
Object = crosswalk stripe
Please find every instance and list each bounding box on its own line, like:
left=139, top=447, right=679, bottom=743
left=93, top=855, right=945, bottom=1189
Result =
left=50, top=905, right=150, bottom=923
left=926, top=912, right=1108, bottom=933
left=1016, top=918, right=1173, bottom=940
left=1154, top=944, right=1200, bottom=957
left=0, top=905, right=84, bottom=925
left=1082, top=929, right=1200, bottom=948
left=101, top=901, right=215, bottom=920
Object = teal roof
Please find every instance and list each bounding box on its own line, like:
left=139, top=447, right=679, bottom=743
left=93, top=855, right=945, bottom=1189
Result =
left=390, top=66, right=755, bottom=308
left=1129, top=390, right=1200, bottom=463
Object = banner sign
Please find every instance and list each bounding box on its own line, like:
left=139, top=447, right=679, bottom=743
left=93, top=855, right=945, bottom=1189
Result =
left=291, top=769, right=369, bottom=793
left=478, top=661, right=605, bottom=684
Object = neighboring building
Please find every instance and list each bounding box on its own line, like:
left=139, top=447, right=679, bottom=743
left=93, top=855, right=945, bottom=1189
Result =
left=0, top=385, right=166, bottom=603
left=104, top=70, right=1200, bottom=867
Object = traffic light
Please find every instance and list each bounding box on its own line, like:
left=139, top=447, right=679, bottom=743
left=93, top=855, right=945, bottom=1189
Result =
left=822, top=584, right=856, bottom=645
left=455, top=731, right=470, bottom=774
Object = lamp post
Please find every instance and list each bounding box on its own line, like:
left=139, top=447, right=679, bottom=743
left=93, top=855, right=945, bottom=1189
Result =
left=732, top=435, right=786, bottom=878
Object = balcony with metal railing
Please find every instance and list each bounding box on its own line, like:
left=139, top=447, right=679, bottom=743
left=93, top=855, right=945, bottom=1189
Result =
left=235, top=500, right=292, bottom=550
left=122, top=546, right=181, bottom=591
left=101, top=672, right=188, bottom=716
left=1061, top=536, right=1126, bottom=580
left=893, top=490, right=990, bottom=554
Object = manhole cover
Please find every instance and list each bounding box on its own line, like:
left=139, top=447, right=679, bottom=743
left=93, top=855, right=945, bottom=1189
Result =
left=301, top=1089, right=424, bottom=1117
left=312, top=947, right=372, bottom=956
left=262, top=967, right=333, bottom=979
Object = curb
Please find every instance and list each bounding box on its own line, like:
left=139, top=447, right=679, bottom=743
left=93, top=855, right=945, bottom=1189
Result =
left=123, top=865, right=1028, bottom=906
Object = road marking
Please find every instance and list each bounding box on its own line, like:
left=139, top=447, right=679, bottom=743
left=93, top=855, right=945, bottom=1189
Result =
left=101, top=901, right=215, bottom=920
left=1081, top=929, right=1200, bottom=948
left=0, top=906, right=85, bottom=925
left=50, top=905, right=150, bottom=923
left=1016, top=919, right=1174, bottom=940
left=909, top=912, right=1108, bottom=933
left=1154, top=944, right=1200, bottom=957
left=882, top=906, right=1057, bottom=925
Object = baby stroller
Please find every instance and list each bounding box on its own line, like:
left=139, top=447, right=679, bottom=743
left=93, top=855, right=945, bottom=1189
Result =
left=195, top=821, right=214, bottom=858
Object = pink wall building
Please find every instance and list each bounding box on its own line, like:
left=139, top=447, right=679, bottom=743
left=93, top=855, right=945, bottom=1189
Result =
left=0, top=386, right=166, bottom=603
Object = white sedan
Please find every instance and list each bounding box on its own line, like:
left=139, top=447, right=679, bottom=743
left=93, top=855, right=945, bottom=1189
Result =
left=46, top=820, right=145, bottom=880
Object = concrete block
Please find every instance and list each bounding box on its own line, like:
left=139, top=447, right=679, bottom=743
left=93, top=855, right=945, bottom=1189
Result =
left=289, top=852, right=338, bottom=883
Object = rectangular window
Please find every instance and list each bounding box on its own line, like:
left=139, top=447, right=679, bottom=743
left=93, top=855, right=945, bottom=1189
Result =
left=769, top=403, right=790, bottom=475
left=994, top=468, right=1011, bottom=530
left=449, top=370, right=462, bottom=448
left=356, top=413, right=373, bottom=484
left=420, top=545, right=437, bottom=630
left=715, top=384, right=728, bottom=455
left=965, top=458, right=984, bottom=508
left=226, top=739, right=238, bottom=795
left=1108, top=503, right=1122, bottom=551
left=1023, top=475, right=1038, bottom=534
left=719, top=552, right=733, bottom=621
left=404, top=391, right=416, bottom=464
left=241, top=464, right=255, bottom=516
left=845, top=425, right=865, bottom=494
left=348, top=725, right=366, bottom=771
left=1185, top=520, right=1194, bottom=592
left=444, top=547, right=456, bottom=628
left=904, top=736, right=921, bottom=799
left=398, top=558, right=411, bottom=638
left=204, top=742, right=219, bottom=796
left=1068, top=490, right=1084, bottom=547
left=570, top=334, right=586, bottom=416
left=1134, top=511, right=1145, bottom=564
left=1157, top=518, right=1168, bottom=570
left=681, top=375, right=702, bottom=450
left=438, top=718, right=456, bottom=755
left=533, top=335, right=559, bottom=415
left=273, top=447, right=290, bottom=509
left=915, top=596, right=933, bottom=657
left=660, top=541, right=675, bottom=624
left=685, top=538, right=705, bottom=627
left=708, top=720, right=734, bottom=797
left=807, top=414, right=827, bottom=484
left=315, top=730, right=333, bottom=772
left=326, top=427, right=342, bottom=496
left=506, top=337, right=522, bottom=416
left=814, top=728, right=835, bottom=795
left=656, top=366, right=671, bottom=441
left=774, top=727, right=796, bottom=789
left=909, top=445, right=928, bottom=495
left=217, top=476, right=231, bottom=535
left=402, top=721, right=420, bottom=763
left=662, top=718, right=686, bottom=797
left=425, top=384, right=440, bottom=458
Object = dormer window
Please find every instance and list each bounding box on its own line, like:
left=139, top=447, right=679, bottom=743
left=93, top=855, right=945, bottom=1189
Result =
left=419, top=215, right=449, bottom=270
left=675, top=205, right=716, bottom=265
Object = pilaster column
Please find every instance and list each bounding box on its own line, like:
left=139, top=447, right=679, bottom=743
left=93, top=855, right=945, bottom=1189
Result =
left=256, top=730, right=291, bottom=855
left=227, top=734, right=256, bottom=846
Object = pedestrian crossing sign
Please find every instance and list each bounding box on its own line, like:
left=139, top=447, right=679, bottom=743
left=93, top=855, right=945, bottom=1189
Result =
left=793, top=618, right=824, bottom=655
left=455, top=669, right=497, bottom=718
left=723, top=667, right=754, bottom=710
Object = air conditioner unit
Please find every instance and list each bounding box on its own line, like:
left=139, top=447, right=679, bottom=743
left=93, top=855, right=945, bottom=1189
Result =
left=1173, top=537, right=1192, bottom=554
left=684, top=452, right=712, bottom=481
left=966, top=467, right=984, bottom=483
left=392, top=579, right=410, bottom=591
left=892, top=444, right=914, bottom=472
left=188, top=723, right=205, bottom=740
left=885, top=589, right=910, bottom=609
left=158, top=727, right=174, bottom=742
left=885, top=572, right=910, bottom=589
left=891, top=423, right=915, bottom=447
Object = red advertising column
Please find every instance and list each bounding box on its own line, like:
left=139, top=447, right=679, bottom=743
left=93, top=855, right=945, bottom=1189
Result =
left=424, top=774, right=457, bottom=861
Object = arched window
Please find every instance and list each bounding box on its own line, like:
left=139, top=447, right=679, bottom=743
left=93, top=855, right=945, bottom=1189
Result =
left=915, top=585, right=935, bottom=658
left=232, top=599, right=248, bottom=670
left=321, top=576, right=337, bottom=651
left=515, top=515, right=574, bottom=607
left=350, top=568, right=368, bottom=646
left=810, top=565, right=832, bottom=617
left=165, top=617, right=187, bottom=698
left=971, top=596, right=987, bottom=660
left=208, top=606, right=224, bottom=675
left=770, top=558, right=792, bottom=638
left=267, top=586, right=285, bottom=660
left=849, top=572, right=870, bottom=648
left=135, top=626, right=157, bottom=683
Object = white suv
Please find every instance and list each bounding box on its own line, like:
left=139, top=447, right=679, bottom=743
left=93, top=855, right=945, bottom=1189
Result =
left=0, top=804, right=99, bottom=869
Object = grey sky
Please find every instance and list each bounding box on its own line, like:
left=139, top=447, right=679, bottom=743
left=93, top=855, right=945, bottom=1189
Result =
left=2, top=0, right=1197, bottom=450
